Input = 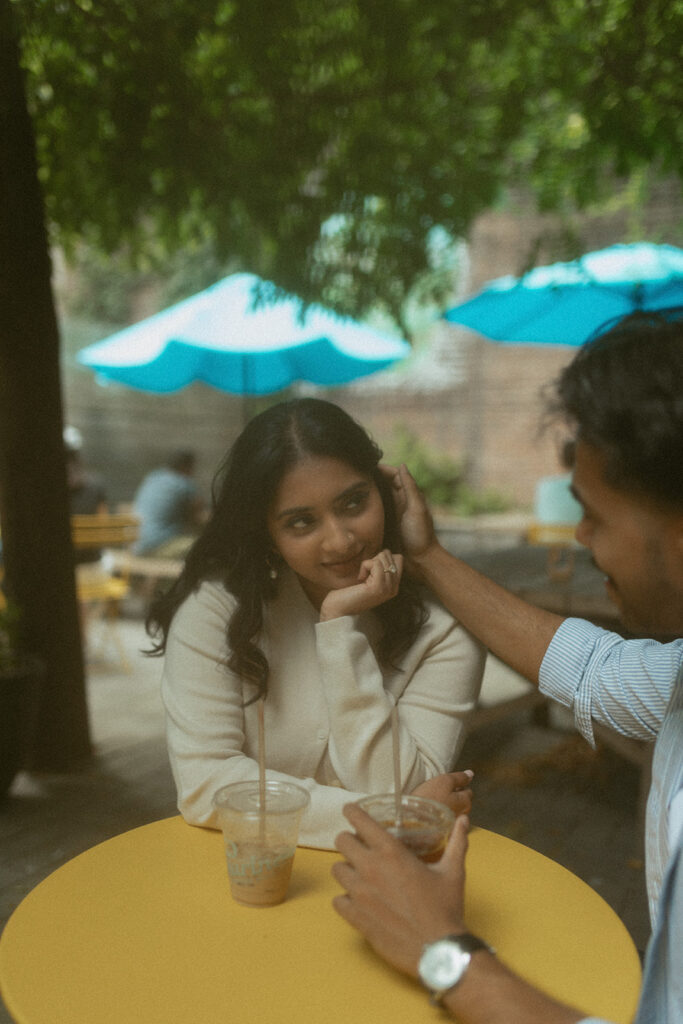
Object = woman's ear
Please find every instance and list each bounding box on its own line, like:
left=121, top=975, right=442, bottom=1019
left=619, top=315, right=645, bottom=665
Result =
left=266, top=550, right=284, bottom=580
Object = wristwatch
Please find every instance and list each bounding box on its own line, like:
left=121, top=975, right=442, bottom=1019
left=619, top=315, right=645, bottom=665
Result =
left=418, top=932, right=494, bottom=1005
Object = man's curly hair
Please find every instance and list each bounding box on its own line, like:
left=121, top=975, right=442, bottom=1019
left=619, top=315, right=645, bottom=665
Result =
left=549, top=306, right=683, bottom=511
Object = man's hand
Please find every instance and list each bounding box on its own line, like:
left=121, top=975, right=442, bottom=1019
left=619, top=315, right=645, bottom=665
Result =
left=332, top=806, right=470, bottom=977
left=319, top=549, right=403, bottom=621
left=411, top=770, right=474, bottom=817
left=380, top=464, right=438, bottom=561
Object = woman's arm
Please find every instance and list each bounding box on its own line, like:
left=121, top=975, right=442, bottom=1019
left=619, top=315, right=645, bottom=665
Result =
left=162, top=581, right=402, bottom=847
left=315, top=598, right=485, bottom=795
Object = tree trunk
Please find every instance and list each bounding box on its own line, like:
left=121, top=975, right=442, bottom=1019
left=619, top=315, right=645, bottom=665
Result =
left=0, top=0, right=91, bottom=769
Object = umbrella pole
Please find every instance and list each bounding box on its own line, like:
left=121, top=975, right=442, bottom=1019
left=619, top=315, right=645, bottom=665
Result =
left=241, top=355, right=252, bottom=427
left=466, top=335, right=485, bottom=491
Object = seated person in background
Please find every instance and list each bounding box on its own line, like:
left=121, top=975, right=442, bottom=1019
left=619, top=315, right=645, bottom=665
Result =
left=332, top=308, right=683, bottom=1024
left=67, top=448, right=107, bottom=516
left=65, top=426, right=108, bottom=565
left=133, top=450, right=205, bottom=558
left=0, top=439, right=103, bottom=577
left=145, top=398, right=485, bottom=849
left=65, top=425, right=108, bottom=515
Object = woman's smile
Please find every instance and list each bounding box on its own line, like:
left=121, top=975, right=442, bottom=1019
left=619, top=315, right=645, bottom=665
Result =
left=267, top=455, right=385, bottom=609
left=323, top=550, right=364, bottom=570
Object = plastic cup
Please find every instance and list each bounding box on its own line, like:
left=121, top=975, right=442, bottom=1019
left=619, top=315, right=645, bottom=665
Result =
left=355, top=793, right=455, bottom=863
left=212, top=780, right=310, bottom=907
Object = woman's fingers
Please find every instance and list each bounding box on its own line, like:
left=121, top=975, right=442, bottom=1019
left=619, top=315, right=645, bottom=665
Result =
left=359, top=549, right=403, bottom=586
left=320, top=551, right=403, bottom=620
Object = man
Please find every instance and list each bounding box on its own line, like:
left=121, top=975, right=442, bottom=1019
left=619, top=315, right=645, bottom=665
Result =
left=133, top=450, right=205, bottom=558
left=332, top=308, right=683, bottom=1023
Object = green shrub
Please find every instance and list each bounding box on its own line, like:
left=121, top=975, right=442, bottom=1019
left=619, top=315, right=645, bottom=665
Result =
left=450, top=484, right=512, bottom=517
left=385, top=425, right=511, bottom=516
left=386, top=426, right=462, bottom=508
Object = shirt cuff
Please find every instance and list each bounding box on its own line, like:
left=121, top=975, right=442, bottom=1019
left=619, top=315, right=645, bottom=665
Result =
left=539, top=617, right=607, bottom=747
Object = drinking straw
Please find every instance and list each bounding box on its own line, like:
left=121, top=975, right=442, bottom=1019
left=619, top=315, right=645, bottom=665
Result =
left=257, top=697, right=267, bottom=842
left=391, top=703, right=403, bottom=827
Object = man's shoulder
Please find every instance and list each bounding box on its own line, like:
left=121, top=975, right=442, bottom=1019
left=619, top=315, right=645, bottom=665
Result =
left=165, top=470, right=197, bottom=496
left=551, top=618, right=683, bottom=661
left=143, top=468, right=195, bottom=495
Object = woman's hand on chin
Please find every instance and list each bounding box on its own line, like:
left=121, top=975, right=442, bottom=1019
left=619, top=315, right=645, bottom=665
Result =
left=319, top=550, right=403, bottom=621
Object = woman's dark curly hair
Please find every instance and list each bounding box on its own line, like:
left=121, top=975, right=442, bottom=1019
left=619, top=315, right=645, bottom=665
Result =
left=146, top=398, right=427, bottom=700
left=549, top=306, right=683, bottom=511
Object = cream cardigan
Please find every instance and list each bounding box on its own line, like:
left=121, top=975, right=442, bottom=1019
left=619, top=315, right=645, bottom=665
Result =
left=162, top=570, right=485, bottom=848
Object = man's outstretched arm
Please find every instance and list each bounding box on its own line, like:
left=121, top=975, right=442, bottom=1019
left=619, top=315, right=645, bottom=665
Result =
left=385, top=463, right=567, bottom=685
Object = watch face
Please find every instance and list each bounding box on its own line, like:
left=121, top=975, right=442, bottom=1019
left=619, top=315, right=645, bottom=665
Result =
left=419, top=940, right=468, bottom=989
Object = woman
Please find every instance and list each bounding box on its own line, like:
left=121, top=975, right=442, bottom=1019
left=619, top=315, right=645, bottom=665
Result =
left=147, top=399, right=484, bottom=848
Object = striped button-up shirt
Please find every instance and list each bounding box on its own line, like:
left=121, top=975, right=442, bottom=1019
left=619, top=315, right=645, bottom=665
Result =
left=540, top=618, right=683, bottom=1024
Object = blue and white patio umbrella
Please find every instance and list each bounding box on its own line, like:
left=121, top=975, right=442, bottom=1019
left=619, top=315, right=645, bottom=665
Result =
left=77, top=273, right=410, bottom=394
left=444, top=243, right=683, bottom=346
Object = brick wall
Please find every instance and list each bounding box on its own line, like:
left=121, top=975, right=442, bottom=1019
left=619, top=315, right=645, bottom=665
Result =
left=61, top=181, right=683, bottom=511
left=62, top=368, right=247, bottom=507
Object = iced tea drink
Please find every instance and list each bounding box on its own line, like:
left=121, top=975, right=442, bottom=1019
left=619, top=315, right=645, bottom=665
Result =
left=212, top=780, right=310, bottom=907
left=225, top=841, right=295, bottom=906
left=356, top=794, right=454, bottom=862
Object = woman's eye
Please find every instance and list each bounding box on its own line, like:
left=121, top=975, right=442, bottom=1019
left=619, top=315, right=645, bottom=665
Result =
left=286, top=515, right=314, bottom=531
left=343, top=491, right=368, bottom=513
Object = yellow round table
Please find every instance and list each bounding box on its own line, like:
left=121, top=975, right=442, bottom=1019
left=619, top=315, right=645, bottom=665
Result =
left=0, top=816, right=641, bottom=1024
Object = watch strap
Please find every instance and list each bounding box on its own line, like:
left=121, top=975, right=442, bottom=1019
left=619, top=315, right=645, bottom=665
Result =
left=442, top=932, right=490, bottom=955
left=421, top=932, right=493, bottom=1005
